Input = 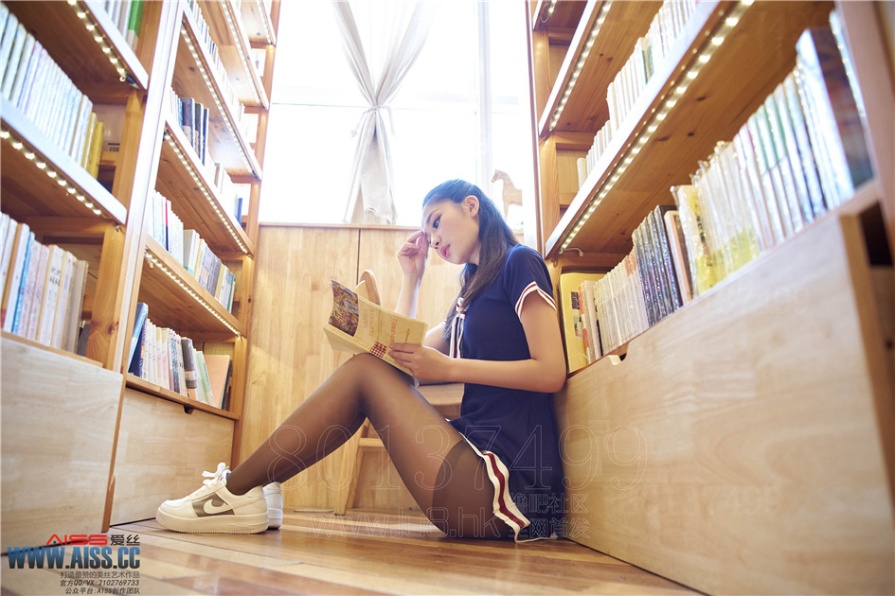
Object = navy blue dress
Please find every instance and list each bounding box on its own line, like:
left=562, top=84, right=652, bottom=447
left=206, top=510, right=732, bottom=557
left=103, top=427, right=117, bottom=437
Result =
left=448, top=245, right=565, bottom=540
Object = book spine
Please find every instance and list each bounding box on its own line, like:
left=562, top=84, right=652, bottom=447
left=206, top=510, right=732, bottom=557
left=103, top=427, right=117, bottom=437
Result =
left=782, top=73, right=827, bottom=219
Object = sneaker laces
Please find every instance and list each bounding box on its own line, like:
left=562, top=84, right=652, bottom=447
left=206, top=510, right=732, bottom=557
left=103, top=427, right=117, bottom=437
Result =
left=181, top=463, right=230, bottom=500
left=202, top=462, right=230, bottom=485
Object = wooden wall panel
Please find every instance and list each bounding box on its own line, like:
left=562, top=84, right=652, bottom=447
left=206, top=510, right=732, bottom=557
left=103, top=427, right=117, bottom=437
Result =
left=2, top=338, right=122, bottom=548
left=240, top=226, right=358, bottom=509
left=241, top=225, right=462, bottom=512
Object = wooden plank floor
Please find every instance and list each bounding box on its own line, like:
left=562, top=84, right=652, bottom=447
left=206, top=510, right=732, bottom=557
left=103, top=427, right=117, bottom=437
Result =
left=2, top=509, right=698, bottom=595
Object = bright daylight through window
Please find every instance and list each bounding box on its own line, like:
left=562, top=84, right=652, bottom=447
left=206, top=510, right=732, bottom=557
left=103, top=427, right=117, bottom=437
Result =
left=259, top=0, right=535, bottom=228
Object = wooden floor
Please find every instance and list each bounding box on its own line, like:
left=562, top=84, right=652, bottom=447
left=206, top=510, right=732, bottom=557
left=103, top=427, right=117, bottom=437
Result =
left=2, top=509, right=697, bottom=595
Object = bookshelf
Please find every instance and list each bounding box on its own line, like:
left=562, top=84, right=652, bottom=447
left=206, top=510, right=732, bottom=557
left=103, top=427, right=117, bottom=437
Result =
left=525, top=0, right=893, bottom=593
left=0, top=0, right=280, bottom=545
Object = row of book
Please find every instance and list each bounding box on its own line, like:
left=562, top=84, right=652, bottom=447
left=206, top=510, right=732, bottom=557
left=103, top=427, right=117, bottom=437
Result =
left=170, top=89, right=211, bottom=167
left=0, top=3, right=108, bottom=178
left=675, top=17, right=872, bottom=294
left=562, top=203, right=689, bottom=369
left=184, top=0, right=243, bottom=125
left=168, top=87, right=247, bottom=227
left=578, top=0, right=698, bottom=184
left=96, top=0, right=145, bottom=52
left=0, top=213, right=89, bottom=354
left=127, top=303, right=232, bottom=410
left=561, top=14, right=873, bottom=370
left=146, top=190, right=238, bottom=313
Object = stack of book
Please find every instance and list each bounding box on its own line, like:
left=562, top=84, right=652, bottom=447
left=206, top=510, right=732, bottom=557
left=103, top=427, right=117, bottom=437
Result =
left=127, top=303, right=233, bottom=410
left=0, top=214, right=89, bottom=354
left=0, top=3, right=109, bottom=177
left=145, top=190, right=238, bottom=313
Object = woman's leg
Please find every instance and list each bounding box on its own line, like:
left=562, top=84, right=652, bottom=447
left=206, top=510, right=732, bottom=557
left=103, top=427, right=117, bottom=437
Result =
left=225, top=354, right=512, bottom=538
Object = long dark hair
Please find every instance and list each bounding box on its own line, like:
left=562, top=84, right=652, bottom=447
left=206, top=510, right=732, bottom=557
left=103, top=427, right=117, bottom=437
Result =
left=422, top=179, right=518, bottom=339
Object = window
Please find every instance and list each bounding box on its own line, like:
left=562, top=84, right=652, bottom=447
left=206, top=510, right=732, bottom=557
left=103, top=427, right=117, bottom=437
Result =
left=259, top=0, right=534, bottom=228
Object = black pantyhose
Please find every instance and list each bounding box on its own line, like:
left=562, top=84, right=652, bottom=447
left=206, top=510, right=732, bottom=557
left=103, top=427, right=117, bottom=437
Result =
left=226, top=353, right=512, bottom=539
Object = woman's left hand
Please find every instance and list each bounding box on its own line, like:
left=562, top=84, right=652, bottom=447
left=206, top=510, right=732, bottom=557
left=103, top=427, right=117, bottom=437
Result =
left=388, top=343, right=453, bottom=382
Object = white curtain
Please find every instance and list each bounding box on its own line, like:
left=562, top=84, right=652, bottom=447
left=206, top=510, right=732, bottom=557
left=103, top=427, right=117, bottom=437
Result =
left=332, top=1, right=435, bottom=224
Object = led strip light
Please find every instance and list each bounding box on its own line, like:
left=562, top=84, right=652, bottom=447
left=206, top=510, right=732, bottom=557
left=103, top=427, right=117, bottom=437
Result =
left=1, top=128, right=104, bottom=217
left=144, top=250, right=241, bottom=337
left=221, top=0, right=262, bottom=105
left=549, top=1, right=612, bottom=131
left=180, top=27, right=254, bottom=175
left=253, top=0, right=276, bottom=45
left=164, top=130, right=250, bottom=255
left=560, top=0, right=753, bottom=253
left=67, top=0, right=132, bottom=83
left=539, top=0, right=559, bottom=24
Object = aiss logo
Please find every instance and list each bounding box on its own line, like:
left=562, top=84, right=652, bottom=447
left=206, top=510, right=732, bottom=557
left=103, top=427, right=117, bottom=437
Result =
left=45, top=534, right=109, bottom=546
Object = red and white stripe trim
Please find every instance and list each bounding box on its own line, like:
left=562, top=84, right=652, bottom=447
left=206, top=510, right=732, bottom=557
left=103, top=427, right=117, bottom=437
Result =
left=463, top=438, right=532, bottom=542
left=515, top=282, right=556, bottom=318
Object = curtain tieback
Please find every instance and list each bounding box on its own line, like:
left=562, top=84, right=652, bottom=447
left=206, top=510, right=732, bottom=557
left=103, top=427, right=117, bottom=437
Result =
left=352, top=104, right=394, bottom=137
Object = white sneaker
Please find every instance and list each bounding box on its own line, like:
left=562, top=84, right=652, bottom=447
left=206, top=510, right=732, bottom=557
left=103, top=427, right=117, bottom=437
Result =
left=263, top=482, right=283, bottom=530
left=156, top=463, right=268, bottom=534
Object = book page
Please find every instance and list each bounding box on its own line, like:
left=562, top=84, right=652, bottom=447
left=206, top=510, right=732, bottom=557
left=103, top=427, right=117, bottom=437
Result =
left=326, top=280, right=427, bottom=375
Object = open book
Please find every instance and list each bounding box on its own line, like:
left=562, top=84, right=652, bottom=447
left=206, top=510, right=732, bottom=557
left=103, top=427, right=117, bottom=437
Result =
left=324, top=280, right=427, bottom=376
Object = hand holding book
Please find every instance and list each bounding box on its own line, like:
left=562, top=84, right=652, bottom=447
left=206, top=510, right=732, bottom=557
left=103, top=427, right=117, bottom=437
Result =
left=323, top=280, right=428, bottom=377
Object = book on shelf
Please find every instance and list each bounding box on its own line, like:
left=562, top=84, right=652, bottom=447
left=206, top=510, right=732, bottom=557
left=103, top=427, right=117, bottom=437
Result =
left=794, top=22, right=873, bottom=209
left=146, top=191, right=237, bottom=312
left=0, top=215, right=88, bottom=352
left=94, top=0, right=144, bottom=51
left=663, top=210, right=693, bottom=305
left=127, top=302, right=149, bottom=371
left=558, top=271, right=605, bottom=373
left=324, top=280, right=426, bottom=377
left=660, top=13, right=873, bottom=301
left=203, top=354, right=232, bottom=410
left=195, top=351, right=214, bottom=406
left=179, top=337, right=200, bottom=401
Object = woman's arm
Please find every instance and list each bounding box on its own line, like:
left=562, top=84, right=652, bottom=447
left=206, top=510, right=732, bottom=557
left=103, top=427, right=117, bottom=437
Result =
left=390, top=294, right=566, bottom=394
left=395, top=230, right=451, bottom=354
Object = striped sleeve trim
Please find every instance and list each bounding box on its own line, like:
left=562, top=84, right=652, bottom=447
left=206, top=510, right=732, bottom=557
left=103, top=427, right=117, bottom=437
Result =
left=515, top=281, right=557, bottom=318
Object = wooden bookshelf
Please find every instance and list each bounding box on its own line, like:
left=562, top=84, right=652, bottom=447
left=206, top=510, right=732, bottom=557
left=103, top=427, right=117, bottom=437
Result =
left=6, top=1, right=149, bottom=102
left=156, top=119, right=254, bottom=258
left=0, top=0, right=281, bottom=540
left=0, top=99, right=127, bottom=225
left=526, top=0, right=894, bottom=593
left=241, top=0, right=277, bottom=46
left=139, top=236, right=243, bottom=336
left=198, top=0, right=269, bottom=108
left=175, top=7, right=262, bottom=179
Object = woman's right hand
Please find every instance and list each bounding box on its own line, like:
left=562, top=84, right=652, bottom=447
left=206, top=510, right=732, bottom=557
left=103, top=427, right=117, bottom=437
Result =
left=397, top=230, right=429, bottom=283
